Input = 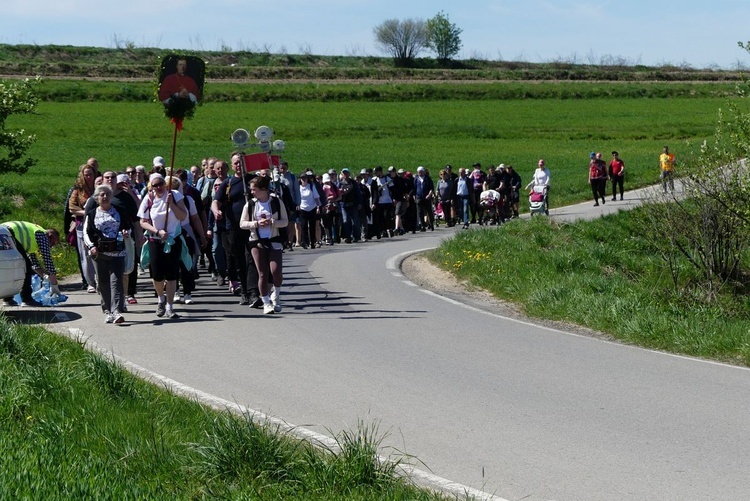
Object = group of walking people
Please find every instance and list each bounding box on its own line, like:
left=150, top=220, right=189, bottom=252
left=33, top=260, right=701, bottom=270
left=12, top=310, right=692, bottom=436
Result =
left=587, top=151, right=626, bottom=206
left=63, top=154, right=290, bottom=324
left=6, top=145, right=680, bottom=322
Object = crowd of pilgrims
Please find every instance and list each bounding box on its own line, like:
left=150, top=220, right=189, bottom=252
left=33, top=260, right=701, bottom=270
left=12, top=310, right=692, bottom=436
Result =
left=64, top=154, right=525, bottom=321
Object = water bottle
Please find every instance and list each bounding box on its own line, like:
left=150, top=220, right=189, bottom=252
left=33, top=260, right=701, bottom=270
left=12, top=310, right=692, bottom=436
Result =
left=31, top=275, right=44, bottom=303
left=40, top=277, right=52, bottom=306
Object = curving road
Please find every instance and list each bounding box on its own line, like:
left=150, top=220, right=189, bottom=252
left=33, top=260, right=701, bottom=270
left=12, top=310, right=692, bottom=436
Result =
left=30, top=188, right=750, bottom=501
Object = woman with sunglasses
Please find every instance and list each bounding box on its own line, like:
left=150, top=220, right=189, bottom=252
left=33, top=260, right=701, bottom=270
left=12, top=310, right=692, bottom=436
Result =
left=137, top=173, right=188, bottom=319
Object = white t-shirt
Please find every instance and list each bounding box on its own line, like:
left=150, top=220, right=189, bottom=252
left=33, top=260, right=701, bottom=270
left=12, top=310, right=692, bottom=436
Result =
left=255, top=199, right=273, bottom=240
left=299, top=183, right=320, bottom=211
left=137, top=190, right=185, bottom=235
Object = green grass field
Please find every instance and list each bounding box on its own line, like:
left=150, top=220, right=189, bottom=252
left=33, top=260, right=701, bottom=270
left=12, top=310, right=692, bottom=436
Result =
left=1, top=93, right=731, bottom=275
left=429, top=213, right=750, bottom=366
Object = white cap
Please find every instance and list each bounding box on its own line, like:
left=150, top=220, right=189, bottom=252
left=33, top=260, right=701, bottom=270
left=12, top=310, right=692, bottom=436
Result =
left=153, top=156, right=165, bottom=167
left=322, top=173, right=331, bottom=183
left=116, top=174, right=130, bottom=184
left=417, top=166, right=425, bottom=172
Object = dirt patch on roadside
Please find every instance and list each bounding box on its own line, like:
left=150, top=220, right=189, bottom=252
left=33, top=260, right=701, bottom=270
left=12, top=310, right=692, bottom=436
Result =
left=400, top=253, right=615, bottom=341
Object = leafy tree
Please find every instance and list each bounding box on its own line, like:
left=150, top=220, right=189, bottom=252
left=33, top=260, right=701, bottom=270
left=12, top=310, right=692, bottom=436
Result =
left=636, top=42, right=750, bottom=299
left=373, top=18, right=428, bottom=67
left=0, top=77, right=38, bottom=175
left=426, top=11, right=463, bottom=64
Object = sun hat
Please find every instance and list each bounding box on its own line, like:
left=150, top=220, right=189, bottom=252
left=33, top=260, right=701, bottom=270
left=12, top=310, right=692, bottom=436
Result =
left=153, top=156, right=165, bottom=167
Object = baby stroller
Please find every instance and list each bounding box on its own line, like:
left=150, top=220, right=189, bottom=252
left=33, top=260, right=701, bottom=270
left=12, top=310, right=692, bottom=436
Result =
left=434, top=201, right=445, bottom=227
left=479, top=189, right=501, bottom=225
left=528, top=185, right=549, bottom=216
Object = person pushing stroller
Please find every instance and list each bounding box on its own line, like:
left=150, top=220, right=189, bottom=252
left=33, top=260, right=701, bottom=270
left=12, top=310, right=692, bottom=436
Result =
left=525, top=159, right=551, bottom=215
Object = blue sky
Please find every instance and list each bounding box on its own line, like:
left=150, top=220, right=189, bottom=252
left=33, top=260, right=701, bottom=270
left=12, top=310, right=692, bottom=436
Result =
left=3, top=0, right=750, bottom=69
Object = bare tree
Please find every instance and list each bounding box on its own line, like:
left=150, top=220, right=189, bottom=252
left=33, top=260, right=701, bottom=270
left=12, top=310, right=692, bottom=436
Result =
left=373, top=18, right=427, bottom=67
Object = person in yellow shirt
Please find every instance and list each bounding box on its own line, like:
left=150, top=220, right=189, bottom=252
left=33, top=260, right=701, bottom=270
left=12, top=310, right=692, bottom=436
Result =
left=1, top=221, right=60, bottom=307
left=659, top=145, right=676, bottom=193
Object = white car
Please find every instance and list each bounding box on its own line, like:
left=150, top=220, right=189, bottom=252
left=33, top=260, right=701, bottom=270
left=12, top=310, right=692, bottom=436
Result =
left=0, top=225, right=25, bottom=300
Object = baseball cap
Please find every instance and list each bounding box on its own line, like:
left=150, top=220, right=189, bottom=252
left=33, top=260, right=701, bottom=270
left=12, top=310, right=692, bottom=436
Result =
left=417, top=166, right=425, bottom=172
left=116, top=174, right=130, bottom=185
left=387, top=166, right=395, bottom=172
left=589, top=152, right=596, bottom=159
left=498, top=163, right=506, bottom=169
left=360, top=168, right=368, bottom=175
left=153, top=156, right=165, bottom=167
left=322, top=173, right=331, bottom=183
left=341, top=167, right=350, bottom=173
left=305, top=170, right=314, bottom=176
left=328, top=168, right=336, bottom=175
left=397, top=168, right=405, bottom=174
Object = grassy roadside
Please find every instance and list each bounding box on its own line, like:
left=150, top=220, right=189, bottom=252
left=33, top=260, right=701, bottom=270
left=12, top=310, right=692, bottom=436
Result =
left=0, top=316, right=451, bottom=500
left=427, top=211, right=750, bottom=367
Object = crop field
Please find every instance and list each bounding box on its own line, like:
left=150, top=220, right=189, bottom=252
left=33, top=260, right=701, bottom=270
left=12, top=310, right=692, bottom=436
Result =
left=0, top=90, right=739, bottom=277
left=6, top=95, right=730, bottom=192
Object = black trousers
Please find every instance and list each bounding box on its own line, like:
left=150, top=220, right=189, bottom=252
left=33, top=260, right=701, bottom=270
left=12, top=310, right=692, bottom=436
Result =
left=220, top=228, right=258, bottom=295
left=611, top=175, right=624, bottom=198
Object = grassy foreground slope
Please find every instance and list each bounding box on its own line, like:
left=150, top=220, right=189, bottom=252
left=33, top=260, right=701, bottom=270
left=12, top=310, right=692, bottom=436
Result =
left=0, top=317, right=448, bottom=500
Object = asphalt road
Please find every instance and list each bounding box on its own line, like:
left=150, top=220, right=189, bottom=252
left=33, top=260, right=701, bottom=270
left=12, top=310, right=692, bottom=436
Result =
left=11, top=185, right=750, bottom=501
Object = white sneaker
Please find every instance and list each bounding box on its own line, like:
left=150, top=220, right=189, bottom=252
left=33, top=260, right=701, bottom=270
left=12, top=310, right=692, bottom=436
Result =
left=270, top=287, right=281, bottom=313
left=173, top=293, right=181, bottom=303
left=271, top=296, right=282, bottom=313
left=104, top=312, right=114, bottom=323
left=263, top=303, right=275, bottom=315
left=183, top=294, right=193, bottom=304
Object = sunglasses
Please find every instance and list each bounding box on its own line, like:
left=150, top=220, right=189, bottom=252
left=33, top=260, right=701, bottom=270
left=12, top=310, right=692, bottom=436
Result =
left=151, top=182, right=165, bottom=188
